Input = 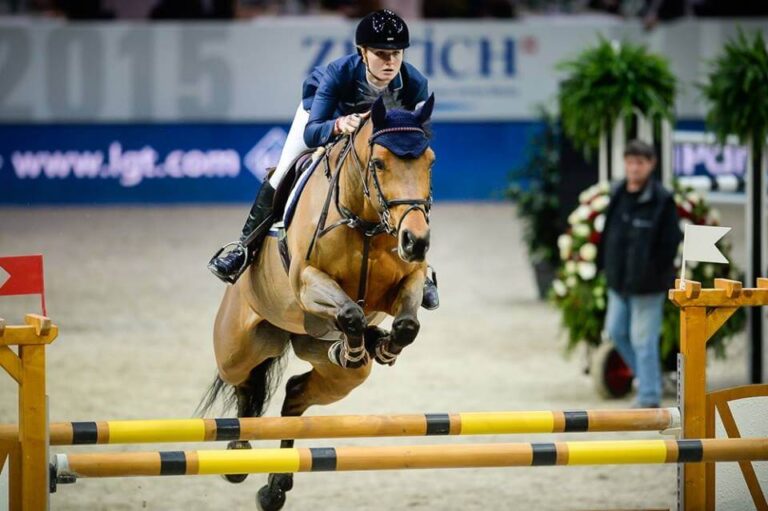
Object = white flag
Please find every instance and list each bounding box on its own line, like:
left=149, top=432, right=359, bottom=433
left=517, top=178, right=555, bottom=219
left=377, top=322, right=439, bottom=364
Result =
left=683, top=224, right=731, bottom=264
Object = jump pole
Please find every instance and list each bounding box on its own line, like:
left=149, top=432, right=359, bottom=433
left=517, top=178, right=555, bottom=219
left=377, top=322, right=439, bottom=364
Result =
left=0, top=408, right=680, bottom=446
left=51, top=438, right=768, bottom=481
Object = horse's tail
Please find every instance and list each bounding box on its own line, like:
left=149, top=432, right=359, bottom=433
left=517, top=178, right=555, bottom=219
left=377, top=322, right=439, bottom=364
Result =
left=196, top=351, right=288, bottom=418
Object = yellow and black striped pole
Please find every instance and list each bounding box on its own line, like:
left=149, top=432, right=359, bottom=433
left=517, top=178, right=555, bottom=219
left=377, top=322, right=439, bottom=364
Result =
left=0, top=408, right=680, bottom=446
left=52, top=438, right=768, bottom=480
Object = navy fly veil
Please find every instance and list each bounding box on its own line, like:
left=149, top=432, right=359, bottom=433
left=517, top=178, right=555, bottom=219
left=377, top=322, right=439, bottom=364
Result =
left=369, top=94, right=434, bottom=159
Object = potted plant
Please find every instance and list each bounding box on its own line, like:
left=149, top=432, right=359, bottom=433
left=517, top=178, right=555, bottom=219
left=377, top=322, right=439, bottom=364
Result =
left=507, top=108, right=562, bottom=299
left=558, top=37, right=676, bottom=155
left=700, top=30, right=768, bottom=162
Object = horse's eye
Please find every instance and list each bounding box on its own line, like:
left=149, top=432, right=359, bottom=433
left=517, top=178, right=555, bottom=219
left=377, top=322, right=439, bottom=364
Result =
left=371, top=159, right=385, bottom=170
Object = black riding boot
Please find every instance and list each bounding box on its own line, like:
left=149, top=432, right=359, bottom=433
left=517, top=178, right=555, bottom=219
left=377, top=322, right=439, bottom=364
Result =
left=208, top=181, right=276, bottom=284
left=421, top=268, right=439, bottom=310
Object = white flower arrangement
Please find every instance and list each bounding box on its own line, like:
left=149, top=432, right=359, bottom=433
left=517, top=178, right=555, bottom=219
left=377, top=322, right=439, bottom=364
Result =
left=590, top=195, right=610, bottom=212
left=576, top=204, right=592, bottom=221
left=594, top=214, right=606, bottom=233
left=573, top=223, right=591, bottom=238
left=553, top=279, right=568, bottom=297
left=579, top=242, right=598, bottom=262
left=578, top=261, right=597, bottom=280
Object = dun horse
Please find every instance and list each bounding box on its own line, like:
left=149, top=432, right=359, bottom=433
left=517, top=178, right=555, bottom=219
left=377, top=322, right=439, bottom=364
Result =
left=201, top=95, right=436, bottom=510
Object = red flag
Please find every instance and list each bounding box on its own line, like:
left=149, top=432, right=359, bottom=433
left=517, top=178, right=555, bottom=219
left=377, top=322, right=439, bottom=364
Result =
left=0, top=255, right=47, bottom=315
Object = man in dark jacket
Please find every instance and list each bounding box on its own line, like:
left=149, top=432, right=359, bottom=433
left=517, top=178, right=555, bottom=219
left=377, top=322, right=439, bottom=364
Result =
left=598, top=140, right=682, bottom=408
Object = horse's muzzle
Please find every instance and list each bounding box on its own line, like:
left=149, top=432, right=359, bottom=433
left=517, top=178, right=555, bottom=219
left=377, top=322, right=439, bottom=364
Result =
left=399, top=229, right=430, bottom=262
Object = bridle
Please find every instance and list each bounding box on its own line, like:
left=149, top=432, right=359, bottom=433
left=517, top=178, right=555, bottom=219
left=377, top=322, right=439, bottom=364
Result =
left=304, top=117, right=433, bottom=307
left=346, top=120, right=433, bottom=237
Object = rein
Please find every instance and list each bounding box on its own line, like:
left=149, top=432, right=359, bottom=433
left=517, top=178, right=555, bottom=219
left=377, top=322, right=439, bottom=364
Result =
left=304, top=118, right=432, bottom=307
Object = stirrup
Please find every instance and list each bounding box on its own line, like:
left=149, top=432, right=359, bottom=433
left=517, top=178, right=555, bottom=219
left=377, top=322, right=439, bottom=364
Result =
left=207, top=241, right=250, bottom=285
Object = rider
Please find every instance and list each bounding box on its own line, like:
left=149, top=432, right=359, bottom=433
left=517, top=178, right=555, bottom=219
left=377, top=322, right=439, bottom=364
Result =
left=208, top=9, right=439, bottom=310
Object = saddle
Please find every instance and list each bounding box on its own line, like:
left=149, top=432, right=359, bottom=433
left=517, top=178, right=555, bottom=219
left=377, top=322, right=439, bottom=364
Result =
left=267, top=148, right=324, bottom=272
left=270, top=149, right=316, bottom=222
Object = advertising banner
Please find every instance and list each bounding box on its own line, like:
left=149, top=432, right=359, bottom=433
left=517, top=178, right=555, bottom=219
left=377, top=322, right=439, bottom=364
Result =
left=1, top=19, right=766, bottom=122
left=0, top=121, right=537, bottom=203
left=673, top=129, right=749, bottom=194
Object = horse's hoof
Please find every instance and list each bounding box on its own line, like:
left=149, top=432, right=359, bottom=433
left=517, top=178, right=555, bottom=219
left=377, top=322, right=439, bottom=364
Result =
left=363, top=326, right=389, bottom=354
left=222, top=440, right=251, bottom=484
left=268, top=473, right=294, bottom=493
left=223, top=473, right=248, bottom=484
left=257, top=485, right=286, bottom=511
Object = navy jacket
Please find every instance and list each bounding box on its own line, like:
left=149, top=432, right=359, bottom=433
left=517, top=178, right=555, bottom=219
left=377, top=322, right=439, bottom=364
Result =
left=597, top=179, right=682, bottom=295
left=302, top=54, right=429, bottom=148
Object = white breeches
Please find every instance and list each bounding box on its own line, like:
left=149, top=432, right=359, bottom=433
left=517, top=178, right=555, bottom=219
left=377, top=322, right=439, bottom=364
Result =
left=269, top=103, right=311, bottom=188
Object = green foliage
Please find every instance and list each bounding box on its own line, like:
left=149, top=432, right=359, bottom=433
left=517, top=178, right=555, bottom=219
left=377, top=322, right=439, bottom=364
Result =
left=506, top=108, right=562, bottom=266
left=557, top=272, right=608, bottom=348
left=558, top=37, right=676, bottom=155
left=700, top=30, right=768, bottom=147
left=551, top=181, right=746, bottom=358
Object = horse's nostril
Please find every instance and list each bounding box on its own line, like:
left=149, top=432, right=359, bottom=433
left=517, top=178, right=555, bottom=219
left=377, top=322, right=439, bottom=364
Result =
left=412, top=238, right=427, bottom=258
left=403, top=231, right=415, bottom=249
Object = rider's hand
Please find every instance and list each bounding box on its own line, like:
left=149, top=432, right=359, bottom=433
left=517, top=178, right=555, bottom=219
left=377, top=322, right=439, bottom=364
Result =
left=333, top=112, right=370, bottom=135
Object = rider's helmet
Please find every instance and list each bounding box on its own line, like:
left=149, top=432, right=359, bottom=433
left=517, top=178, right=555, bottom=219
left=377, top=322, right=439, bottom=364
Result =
left=355, top=9, right=410, bottom=50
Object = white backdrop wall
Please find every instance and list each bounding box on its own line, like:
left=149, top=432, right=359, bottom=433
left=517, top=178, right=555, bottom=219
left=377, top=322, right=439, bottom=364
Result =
left=1, top=17, right=766, bottom=122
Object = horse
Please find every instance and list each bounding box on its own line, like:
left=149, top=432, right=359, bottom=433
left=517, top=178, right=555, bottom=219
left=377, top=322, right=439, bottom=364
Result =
left=201, top=94, right=436, bottom=511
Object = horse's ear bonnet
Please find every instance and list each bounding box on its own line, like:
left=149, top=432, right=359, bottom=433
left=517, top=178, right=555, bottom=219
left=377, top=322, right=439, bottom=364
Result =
left=369, top=94, right=434, bottom=159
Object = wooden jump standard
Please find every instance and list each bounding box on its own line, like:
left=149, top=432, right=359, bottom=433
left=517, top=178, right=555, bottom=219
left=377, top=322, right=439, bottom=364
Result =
left=0, top=408, right=680, bottom=445
left=0, top=315, right=58, bottom=511
left=670, top=277, right=768, bottom=509
left=51, top=438, right=768, bottom=479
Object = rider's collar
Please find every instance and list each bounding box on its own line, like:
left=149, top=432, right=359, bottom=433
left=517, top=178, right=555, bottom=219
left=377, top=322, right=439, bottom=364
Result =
left=388, top=71, right=403, bottom=92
